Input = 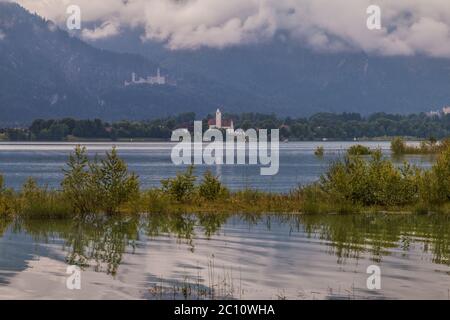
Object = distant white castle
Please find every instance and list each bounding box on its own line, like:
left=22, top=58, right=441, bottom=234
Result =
left=124, top=68, right=166, bottom=86
left=426, top=106, right=450, bottom=117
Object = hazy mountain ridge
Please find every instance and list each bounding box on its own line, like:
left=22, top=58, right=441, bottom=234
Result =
left=1, top=3, right=259, bottom=124
left=93, top=28, right=450, bottom=116
left=1, top=2, right=450, bottom=125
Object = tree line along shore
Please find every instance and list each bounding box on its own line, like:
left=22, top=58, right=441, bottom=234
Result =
left=3, top=112, right=450, bottom=141
left=2, top=142, right=450, bottom=219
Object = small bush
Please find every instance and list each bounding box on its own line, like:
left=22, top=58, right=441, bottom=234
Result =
left=419, top=145, right=450, bottom=205
left=198, top=171, right=228, bottom=201
left=314, top=146, right=324, bottom=157
left=62, top=146, right=139, bottom=215
left=91, top=147, right=140, bottom=214
left=347, top=144, right=372, bottom=156
left=161, top=165, right=196, bottom=202
left=391, top=137, right=406, bottom=155
left=320, top=150, right=420, bottom=207
left=62, top=145, right=98, bottom=214
left=391, top=136, right=445, bottom=155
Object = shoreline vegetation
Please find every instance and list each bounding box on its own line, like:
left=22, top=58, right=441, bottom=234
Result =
left=390, top=136, right=447, bottom=155
left=2, top=143, right=450, bottom=219
left=4, top=112, right=450, bottom=142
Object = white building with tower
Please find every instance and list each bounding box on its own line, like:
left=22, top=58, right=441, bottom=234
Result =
left=426, top=105, right=450, bottom=117
left=208, top=108, right=234, bottom=130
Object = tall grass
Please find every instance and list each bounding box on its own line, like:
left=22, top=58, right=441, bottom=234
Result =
left=21, top=178, right=72, bottom=219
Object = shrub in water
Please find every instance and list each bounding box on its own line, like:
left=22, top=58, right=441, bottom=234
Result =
left=347, top=144, right=372, bottom=156
left=419, top=145, right=450, bottom=205
left=62, top=145, right=98, bottom=214
left=314, top=146, right=324, bottom=157
left=198, top=170, right=228, bottom=201
left=320, top=150, right=420, bottom=207
left=391, top=137, right=406, bottom=155
left=91, top=147, right=140, bottom=214
left=161, top=165, right=196, bottom=202
left=63, top=146, right=139, bottom=214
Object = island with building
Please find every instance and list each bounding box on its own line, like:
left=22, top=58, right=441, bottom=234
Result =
left=208, top=109, right=234, bottom=133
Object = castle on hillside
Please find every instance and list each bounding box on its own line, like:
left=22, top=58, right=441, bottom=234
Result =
left=124, top=68, right=166, bottom=86
left=426, top=106, right=450, bottom=117
left=208, top=108, right=234, bottom=130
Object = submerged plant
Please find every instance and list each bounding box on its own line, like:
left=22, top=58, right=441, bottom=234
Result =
left=391, top=137, right=406, bottom=155
left=347, top=144, right=372, bottom=156
left=319, top=150, right=421, bottom=207
left=314, top=146, right=324, bottom=157
left=62, top=146, right=139, bottom=215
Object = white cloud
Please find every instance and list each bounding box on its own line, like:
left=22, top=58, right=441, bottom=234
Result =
left=14, top=0, right=450, bottom=58
left=0, top=29, right=5, bottom=40
left=81, top=21, right=119, bottom=40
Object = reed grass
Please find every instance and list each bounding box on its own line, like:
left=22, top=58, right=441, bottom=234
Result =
left=4, top=143, right=450, bottom=218
left=391, top=137, right=449, bottom=155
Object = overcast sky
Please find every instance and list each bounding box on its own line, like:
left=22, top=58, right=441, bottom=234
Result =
left=10, top=0, right=450, bottom=58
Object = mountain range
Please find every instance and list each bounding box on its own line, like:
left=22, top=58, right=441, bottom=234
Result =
left=1, top=2, right=450, bottom=125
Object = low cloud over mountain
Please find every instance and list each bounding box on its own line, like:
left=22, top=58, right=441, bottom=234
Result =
left=13, top=0, right=450, bottom=58
left=1, top=1, right=450, bottom=125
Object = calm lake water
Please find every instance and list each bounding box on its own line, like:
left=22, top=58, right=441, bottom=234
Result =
left=0, top=213, right=449, bottom=300
left=0, top=141, right=446, bottom=300
left=0, top=141, right=434, bottom=192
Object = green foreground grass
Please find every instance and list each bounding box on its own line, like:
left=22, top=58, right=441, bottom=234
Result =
left=3, top=143, right=450, bottom=219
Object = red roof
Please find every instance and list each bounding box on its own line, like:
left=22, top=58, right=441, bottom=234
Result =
left=208, top=119, right=233, bottom=126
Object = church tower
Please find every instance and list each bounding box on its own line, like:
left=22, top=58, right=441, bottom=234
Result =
left=216, top=108, right=222, bottom=128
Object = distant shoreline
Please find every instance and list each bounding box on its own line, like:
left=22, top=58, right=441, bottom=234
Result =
left=2, top=112, right=450, bottom=142
left=0, top=137, right=427, bottom=143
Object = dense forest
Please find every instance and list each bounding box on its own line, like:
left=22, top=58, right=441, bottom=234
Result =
left=2, top=112, right=450, bottom=141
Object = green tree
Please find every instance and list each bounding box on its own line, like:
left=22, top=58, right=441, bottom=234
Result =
left=92, top=148, right=139, bottom=214
left=391, top=137, right=406, bottom=155
left=62, top=146, right=98, bottom=214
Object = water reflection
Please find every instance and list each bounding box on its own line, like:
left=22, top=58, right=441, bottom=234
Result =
left=301, top=214, right=450, bottom=266
left=2, top=213, right=450, bottom=275
left=11, top=215, right=140, bottom=275
left=1, top=213, right=450, bottom=299
left=0, top=218, right=10, bottom=238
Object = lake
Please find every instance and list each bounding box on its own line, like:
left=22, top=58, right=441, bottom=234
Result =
left=0, top=141, right=434, bottom=192
left=0, top=213, right=449, bottom=300
left=1, top=141, right=447, bottom=300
